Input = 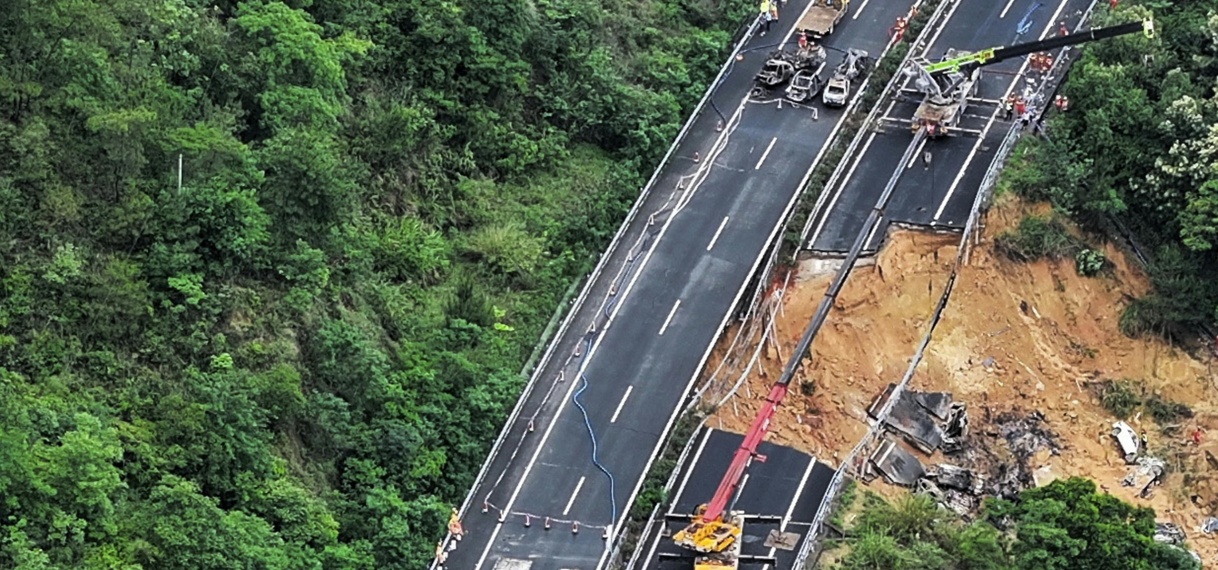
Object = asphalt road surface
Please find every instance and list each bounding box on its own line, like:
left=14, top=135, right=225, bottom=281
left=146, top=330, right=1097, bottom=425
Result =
left=633, top=429, right=834, bottom=570
left=805, top=0, right=1095, bottom=254
left=440, top=1, right=914, bottom=568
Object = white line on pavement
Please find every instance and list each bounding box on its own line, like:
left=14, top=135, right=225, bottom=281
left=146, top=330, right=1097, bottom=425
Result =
left=853, top=0, right=873, bottom=20
left=807, top=132, right=877, bottom=247
left=707, top=216, right=730, bottom=251
left=755, top=137, right=778, bottom=170
left=1000, top=0, right=1019, bottom=19
left=906, top=136, right=927, bottom=169
left=671, top=429, right=713, bottom=503
left=933, top=0, right=1070, bottom=223
left=610, top=386, right=634, bottom=423
left=659, top=300, right=682, bottom=336
left=763, top=458, right=817, bottom=568
left=562, top=476, right=586, bottom=516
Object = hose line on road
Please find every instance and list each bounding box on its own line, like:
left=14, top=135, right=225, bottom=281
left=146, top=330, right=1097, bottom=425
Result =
left=572, top=338, right=619, bottom=525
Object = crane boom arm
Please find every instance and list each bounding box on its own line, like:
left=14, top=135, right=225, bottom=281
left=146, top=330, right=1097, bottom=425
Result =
left=923, top=19, right=1153, bottom=75
left=700, top=383, right=787, bottom=522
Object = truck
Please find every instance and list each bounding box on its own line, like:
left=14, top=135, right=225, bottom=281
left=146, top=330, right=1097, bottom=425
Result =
left=822, top=48, right=872, bottom=107
left=797, top=0, right=848, bottom=39
left=907, top=18, right=1155, bottom=137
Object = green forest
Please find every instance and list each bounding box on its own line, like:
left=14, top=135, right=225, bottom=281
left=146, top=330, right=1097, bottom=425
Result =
left=0, top=0, right=749, bottom=567
left=1004, top=0, right=1218, bottom=335
left=3, top=0, right=1217, bottom=567
left=826, top=478, right=1200, bottom=570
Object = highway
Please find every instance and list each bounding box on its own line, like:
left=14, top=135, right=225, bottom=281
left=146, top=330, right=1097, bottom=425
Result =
left=440, top=1, right=913, bottom=568
left=633, top=429, right=834, bottom=570
left=805, top=0, right=1094, bottom=254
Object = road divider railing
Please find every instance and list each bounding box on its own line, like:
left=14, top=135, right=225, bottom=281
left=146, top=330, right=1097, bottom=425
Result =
left=792, top=3, right=1104, bottom=566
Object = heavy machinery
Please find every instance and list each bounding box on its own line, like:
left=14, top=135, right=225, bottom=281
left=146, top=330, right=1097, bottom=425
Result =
left=907, top=18, right=1155, bottom=137
left=822, top=48, right=873, bottom=107
left=797, top=0, right=849, bottom=39
left=670, top=383, right=790, bottom=569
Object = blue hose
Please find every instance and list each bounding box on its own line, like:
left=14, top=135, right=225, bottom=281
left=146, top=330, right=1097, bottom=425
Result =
left=571, top=338, right=618, bottom=524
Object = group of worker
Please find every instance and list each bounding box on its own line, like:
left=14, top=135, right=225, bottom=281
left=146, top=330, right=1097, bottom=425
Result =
left=758, top=0, right=782, bottom=36
left=1002, top=95, right=1028, bottom=122
left=434, top=509, right=466, bottom=567
left=1029, top=51, right=1054, bottom=72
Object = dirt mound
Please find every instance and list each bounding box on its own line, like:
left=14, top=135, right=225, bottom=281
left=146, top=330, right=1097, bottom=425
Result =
left=707, top=229, right=957, bottom=457
left=705, top=194, right=1218, bottom=559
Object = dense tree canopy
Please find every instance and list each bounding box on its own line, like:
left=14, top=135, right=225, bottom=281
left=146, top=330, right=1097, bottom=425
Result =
left=0, top=0, right=748, bottom=567
left=832, top=478, right=1199, bottom=570
left=1005, top=0, right=1218, bottom=335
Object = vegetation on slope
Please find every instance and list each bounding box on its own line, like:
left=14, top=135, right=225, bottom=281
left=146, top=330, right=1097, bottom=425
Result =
left=1000, top=0, right=1218, bottom=337
left=0, top=0, right=750, bottom=567
left=827, top=478, right=1199, bottom=570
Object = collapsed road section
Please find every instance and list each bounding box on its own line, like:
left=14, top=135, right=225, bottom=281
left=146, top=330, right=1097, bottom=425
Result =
left=435, top=0, right=916, bottom=568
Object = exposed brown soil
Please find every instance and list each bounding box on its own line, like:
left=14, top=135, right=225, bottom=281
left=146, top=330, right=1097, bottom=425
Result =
left=704, top=194, right=1218, bottom=559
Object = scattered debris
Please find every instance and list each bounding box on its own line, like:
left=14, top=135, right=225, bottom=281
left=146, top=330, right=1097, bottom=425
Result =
left=1203, top=517, right=1218, bottom=534
left=1154, top=522, right=1185, bottom=546
left=869, top=438, right=926, bottom=486
left=918, top=464, right=988, bottom=518
left=1111, top=421, right=1141, bottom=464
left=869, top=385, right=968, bottom=455
left=1120, top=456, right=1165, bottom=497
left=764, top=530, right=799, bottom=551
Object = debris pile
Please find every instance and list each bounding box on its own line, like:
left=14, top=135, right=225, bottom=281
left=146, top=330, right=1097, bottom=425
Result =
left=1120, top=456, right=1166, bottom=499
left=863, top=386, right=1070, bottom=518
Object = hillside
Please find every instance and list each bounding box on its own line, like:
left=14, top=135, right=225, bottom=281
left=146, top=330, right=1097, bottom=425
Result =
left=0, top=0, right=747, bottom=567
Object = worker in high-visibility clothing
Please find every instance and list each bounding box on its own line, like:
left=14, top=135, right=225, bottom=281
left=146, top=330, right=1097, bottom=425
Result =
left=760, top=0, right=774, bottom=36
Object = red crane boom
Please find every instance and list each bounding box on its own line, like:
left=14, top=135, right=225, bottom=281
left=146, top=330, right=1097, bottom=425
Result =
left=701, top=383, right=788, bottom=522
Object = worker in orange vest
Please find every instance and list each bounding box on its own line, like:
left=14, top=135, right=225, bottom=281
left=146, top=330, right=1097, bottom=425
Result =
left=890, top=17, right=908, bottom=42
left=1110, top=0, right=1118, bottom=9
left=1059, top=21, right=1069, bottom=36
left=798, top=30, right=808, bottom=50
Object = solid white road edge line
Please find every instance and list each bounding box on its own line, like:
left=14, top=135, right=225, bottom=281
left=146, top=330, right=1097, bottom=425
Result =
left=807, top=132, right=877, bottom=247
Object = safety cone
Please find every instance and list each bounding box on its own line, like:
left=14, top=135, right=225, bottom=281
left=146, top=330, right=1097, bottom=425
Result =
left=693, top=152, right=700, bottom=163
left=602, top=525, right=611, bottom=540
left=482, top=502, right=489, bottom=514
left=524, top=514, right=532, bottom=528
left=716, top=120, right=724, bottom=132
left=527, top=420, right=535, bottom=433
left=544, top=517, right=552, bottom=530
left=572, top=521, right=580, bottom=534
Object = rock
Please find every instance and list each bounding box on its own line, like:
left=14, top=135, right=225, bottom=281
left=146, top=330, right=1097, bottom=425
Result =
left=1036, top=381, right=1045, bottom=391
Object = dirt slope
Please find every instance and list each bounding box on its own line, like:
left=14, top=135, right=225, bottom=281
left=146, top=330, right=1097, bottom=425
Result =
left=706, top=194, right=1218, bottom=558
